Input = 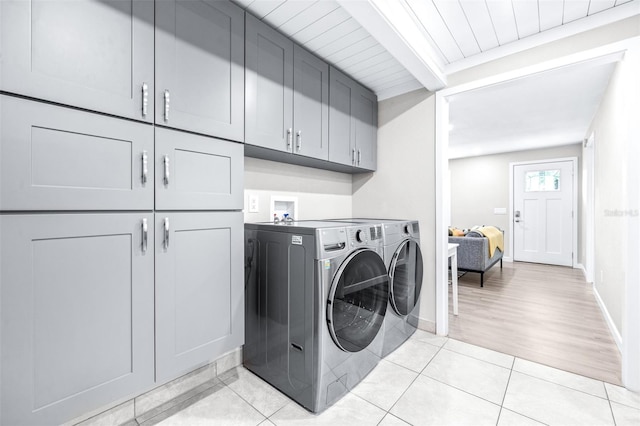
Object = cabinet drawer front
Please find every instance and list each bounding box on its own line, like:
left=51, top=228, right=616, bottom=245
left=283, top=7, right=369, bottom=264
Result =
left=155, top=127, right=243, bottom=210
left=0, top=213, right=155, bottom=426
left=0, top=96, right=154, bottom=211
left=155, top=211, right=244, bottom=383
left=155, top=0, right=245, bottom=141
left=0, top=0, right=154, bottom=122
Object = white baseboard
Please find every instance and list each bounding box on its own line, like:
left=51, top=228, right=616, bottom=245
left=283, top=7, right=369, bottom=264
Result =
left=593, top=284, right=623, bottom=353
left=503, top=256, right=513, bottom=262
left=575, top=263, right=587, bottom=278
left=412, top=315, right=436, bottom=334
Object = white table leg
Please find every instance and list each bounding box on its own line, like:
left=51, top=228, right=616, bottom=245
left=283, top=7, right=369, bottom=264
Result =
left=452, top=251, right=459, bottom=316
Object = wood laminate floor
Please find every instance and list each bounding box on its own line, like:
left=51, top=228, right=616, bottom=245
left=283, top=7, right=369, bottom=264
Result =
left=448, top=261, right=622, bottom=385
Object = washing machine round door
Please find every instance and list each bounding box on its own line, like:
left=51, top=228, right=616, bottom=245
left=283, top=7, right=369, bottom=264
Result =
left=389, top=239, right=423, bottom=316
left=327, top=249, right=389, bottom=353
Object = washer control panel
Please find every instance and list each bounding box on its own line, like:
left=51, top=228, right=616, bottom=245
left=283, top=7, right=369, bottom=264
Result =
left=348, top=225, right=383, bottom=247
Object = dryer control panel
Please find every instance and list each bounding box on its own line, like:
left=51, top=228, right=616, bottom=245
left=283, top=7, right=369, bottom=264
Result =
left=348, top=225, right=383, bottom=248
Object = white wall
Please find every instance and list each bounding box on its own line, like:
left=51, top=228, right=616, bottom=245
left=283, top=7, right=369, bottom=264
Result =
left=449, top=144, right=582, bottom=259
left=352, top=89, right=437, bottom=329
left=586, top=45, right=640, bottom=342
left=243, top=157, right=352, bottom=223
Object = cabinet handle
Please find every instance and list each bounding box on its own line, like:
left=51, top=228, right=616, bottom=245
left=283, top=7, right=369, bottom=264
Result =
left=287, top=128, right=292, bottom=150
left=164, top=89, right=170, bottom=122
left=357, top=149, right=362, bottom=166
left=142, top=83, right=149, bottom=117
left=164, top=217, right=170, bottom=249
left=352, top=148, right=356, bottom=165
left=141, top=150, right=148, bottom=184
left=141, top=218, right=148, bottom=254
left=163, top=155, right=170, bottom=185
left=296, top=130, right=302, bottom=151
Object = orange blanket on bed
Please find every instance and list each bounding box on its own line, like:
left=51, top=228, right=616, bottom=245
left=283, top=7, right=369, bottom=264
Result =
left=478, top=226, right=504, bottom=258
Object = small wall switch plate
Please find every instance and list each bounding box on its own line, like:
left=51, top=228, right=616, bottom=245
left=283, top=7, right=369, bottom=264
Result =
left=248, top=194, right=259, bottom=213
left=494, top=207, right=507, bottom=215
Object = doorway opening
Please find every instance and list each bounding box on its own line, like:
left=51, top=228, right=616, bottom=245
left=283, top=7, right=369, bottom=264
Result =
left=435, top=41, right=639, bottom=389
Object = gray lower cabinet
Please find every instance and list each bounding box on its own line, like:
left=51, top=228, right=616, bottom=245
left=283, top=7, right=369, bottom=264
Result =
left=0, top=95, right=154, bottom=211
left=155, top=0, right=245, bottom=141
left=329, top=67, right=378, bottom=171
left=155, top=127, right=243, bottom=211
left=0, top=0, right=154, bottom=122
left=245, top=14, right=329, bottom=160
left=154, top=211, right=244, bottom=383
left=0, top=213, right=155, bottom=426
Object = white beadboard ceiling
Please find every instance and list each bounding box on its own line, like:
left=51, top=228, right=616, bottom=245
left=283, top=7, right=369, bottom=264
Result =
left=233, top=0, right=640, bottom=99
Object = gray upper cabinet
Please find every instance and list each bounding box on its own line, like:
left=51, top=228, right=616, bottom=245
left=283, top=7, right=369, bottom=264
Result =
left=353, top=88, right=378, bottom=171
left=0, top=95, right=154, bottom=211
left=0, top=0, right=154, bottom=122
left=245, top=13, right=294, bottom=153
left=329, top=67, right=378, bottom=171
left=155, top=211, right=244, bottom=383
left=1, top=213, right=155, bottom=426
left=156, top=0, right=245, bottom=141
left=245, top=15, right=329, bottom=160
left=155, top=127, right=243, bottom=211
left=293, top=45, right=329, bottom=161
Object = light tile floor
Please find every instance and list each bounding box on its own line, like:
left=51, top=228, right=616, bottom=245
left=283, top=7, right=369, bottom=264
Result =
left=144, top=330, right=640, bottom=426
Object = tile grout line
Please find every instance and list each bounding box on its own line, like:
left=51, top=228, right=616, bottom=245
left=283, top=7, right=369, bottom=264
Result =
left=445, top=338, right=515, bottom=369
left=511, top=367, right=611, bottom=401
left=495, top=356, right=516, bottom=426
left=421, top=375, right=503, bottom=409
left=382, top=339, right=449, bottom=420
left=495, top=358, right=553, bottom=426
left=603, top=382, right=618, bottom=425
left=218, top=368, right=281, bottom=423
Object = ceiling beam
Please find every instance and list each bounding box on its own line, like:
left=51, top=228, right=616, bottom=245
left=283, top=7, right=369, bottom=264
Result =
left=337, top=0, right=447, bottom=91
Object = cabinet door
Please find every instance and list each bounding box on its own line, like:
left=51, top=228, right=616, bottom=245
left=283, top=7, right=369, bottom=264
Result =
left=0, top=214, right=154, bottom=426
left=245, top=13, right=294, bottom=152
left=0, top=0, right=154, bottom=122
left=0, top=95, right=154, bottom=211
left=156, top=0, right=244, bottom=141
left=328, top=67, right=357, bottom=167
left=293, top=45, right=329, bottom=160
left=155, top=127, right=243, bottom=210
left=353, top=88, right=378, bottom=171
left=155, top=212, right=244, bottom=383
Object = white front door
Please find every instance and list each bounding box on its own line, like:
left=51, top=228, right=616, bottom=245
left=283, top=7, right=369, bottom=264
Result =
left=513, top=160, right=574, bottom=266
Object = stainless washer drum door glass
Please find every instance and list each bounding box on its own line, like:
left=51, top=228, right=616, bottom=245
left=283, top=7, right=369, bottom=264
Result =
left=389, top=240, right=423, bottom=316
left=327, top=249, right=389, bottom=353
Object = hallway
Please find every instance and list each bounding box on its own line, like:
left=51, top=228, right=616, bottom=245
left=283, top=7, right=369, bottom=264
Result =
left=448, top=261, right=621, bottom=385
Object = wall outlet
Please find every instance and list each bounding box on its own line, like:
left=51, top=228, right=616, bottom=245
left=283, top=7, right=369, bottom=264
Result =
left=248, top=194, right=259, bottom=213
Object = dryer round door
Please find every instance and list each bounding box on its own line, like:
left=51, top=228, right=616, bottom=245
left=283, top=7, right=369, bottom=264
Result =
left=327, top=249, right=389, bottom=353
left=389, top=239, right=424, bottom=316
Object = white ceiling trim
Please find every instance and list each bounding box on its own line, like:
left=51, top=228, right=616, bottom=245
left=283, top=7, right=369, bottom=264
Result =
left=337, top=0, right=447, bottom=91
left=444, top=0, right=640, bottom=74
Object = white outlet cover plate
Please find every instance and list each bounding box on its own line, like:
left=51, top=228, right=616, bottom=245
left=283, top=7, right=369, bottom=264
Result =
left=249, top=194, right=259, bottom=213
